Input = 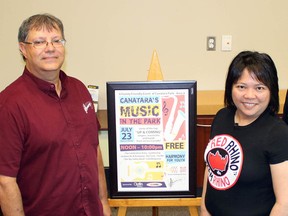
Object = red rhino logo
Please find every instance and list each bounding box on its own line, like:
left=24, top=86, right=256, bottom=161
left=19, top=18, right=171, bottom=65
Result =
left=208, top=151, right=229, bottom=172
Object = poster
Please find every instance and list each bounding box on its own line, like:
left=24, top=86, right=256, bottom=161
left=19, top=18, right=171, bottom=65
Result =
left=107, top=81, right=196, bottom=198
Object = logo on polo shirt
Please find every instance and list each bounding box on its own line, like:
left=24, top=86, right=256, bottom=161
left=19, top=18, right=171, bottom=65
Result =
left=205, top=134, right=243, bottom=190
left=83, top=101, right=93, bottom=113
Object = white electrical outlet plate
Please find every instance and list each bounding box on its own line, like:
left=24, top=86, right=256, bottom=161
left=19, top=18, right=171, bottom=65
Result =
left=222, top=35, right=232, bottom=51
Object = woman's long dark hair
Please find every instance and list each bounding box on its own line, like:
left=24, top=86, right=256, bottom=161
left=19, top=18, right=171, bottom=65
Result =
left=224, top=51, right=279, bottom=115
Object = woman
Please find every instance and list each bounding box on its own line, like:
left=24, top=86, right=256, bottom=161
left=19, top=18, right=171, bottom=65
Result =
left=201, top=51, right=288, bottom=216
left=283, top=90, right=288, bottom=124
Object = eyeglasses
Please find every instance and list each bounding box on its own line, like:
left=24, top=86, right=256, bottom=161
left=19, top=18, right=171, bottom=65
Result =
left=22, top=39, right=66, bottom=49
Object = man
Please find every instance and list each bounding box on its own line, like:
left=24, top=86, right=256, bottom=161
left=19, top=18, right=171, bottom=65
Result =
left=283, top=90, right=288, bottom=124
left=0, top=14, right=111, bottom=216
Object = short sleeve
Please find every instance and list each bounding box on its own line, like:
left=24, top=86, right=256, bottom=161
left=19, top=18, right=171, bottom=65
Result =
left=267, top=122, right=288, bottom=164
left=0, top=105, right=24, bottom=177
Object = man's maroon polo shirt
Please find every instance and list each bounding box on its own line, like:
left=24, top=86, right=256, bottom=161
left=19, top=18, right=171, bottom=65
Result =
left=0, top=68, right=103, bottom=216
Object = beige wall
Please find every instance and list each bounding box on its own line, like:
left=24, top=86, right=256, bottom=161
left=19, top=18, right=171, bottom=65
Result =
left=1, top=1, right=288, bottom=165
left=1, top=1, right=288, bottom=110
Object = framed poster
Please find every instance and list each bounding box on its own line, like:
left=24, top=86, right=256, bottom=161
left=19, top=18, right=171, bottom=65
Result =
left=107, top=81, right=197, bottom=198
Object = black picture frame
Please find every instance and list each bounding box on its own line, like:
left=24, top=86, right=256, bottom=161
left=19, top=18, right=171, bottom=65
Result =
left=107, top=81, right=197, bottom=198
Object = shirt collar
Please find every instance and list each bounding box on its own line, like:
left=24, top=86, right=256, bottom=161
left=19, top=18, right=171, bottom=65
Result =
left=23, top=67, right=68, bottom=97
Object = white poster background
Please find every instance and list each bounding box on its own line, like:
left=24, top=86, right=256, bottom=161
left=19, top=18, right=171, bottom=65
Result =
left=115, top=89, right=190, bottom=192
